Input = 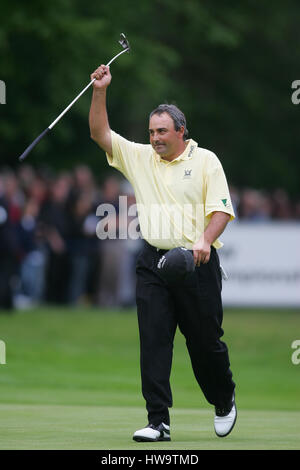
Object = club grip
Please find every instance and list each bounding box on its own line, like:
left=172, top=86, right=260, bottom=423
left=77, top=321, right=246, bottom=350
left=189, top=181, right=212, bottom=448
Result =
left=19, top=127, right=50, bottom=162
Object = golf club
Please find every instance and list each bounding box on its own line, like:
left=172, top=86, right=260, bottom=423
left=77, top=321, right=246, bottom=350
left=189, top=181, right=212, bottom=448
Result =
left=19, top=33, right=130, bottom=162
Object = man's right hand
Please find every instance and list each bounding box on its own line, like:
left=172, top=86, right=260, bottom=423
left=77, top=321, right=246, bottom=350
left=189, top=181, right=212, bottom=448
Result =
left=91, top=65, right=112, bottom=90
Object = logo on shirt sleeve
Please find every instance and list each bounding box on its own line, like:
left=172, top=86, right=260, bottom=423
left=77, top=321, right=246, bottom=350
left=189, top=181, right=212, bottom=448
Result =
left=221, top=198, right=231, bottom=208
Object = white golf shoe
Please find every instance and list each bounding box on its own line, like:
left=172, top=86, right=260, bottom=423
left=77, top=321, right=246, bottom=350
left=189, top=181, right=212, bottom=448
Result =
left=214, top=394, right=237, bottom=437
left=133, top=423, right=171, bottom=442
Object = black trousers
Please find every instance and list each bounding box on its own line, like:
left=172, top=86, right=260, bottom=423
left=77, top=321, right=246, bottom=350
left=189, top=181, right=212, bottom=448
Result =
left=136, top=241, right=235, bottom=426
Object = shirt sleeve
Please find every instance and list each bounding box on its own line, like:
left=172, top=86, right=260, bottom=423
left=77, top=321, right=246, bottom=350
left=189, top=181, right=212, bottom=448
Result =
left=106, top=130, right=147, bottom=183
left=204, top=153, right=235, bottom=221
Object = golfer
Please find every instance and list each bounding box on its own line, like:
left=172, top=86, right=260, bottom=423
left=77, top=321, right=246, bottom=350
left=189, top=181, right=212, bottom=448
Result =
left=89, top=64, right=237, bottom=441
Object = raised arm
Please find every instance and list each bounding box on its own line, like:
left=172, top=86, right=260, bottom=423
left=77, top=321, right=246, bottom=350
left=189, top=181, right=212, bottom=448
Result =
left=89, top=65, right=113, bottom=155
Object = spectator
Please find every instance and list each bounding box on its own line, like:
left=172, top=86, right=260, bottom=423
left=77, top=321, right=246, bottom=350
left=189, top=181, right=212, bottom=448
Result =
left=237, top=189, right=272, bottom=221
left=27, top=175, right=49, bottom=207
left=72, top=164, right=101, bottom=207
left=96, top=175, right=124, bottom=308
left=2, top=170, right=25, bottom=224
left=66, top=190, right=100, bottom=305
left=294, top=200, right=300, bottom=220
left=117, top=181, right=142, bottom=308
left=39, top=174, right=72, bottom=304
left=0, top=194, right=20, bottom=310
left=271, top=188, right=294, bottom=219
left=17, top=164, right=36, bottom=196
left=14, top=198, right=46, bottom=308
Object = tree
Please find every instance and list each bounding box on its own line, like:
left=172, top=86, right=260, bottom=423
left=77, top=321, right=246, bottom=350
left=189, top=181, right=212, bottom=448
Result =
left=1, top=0, right=299, bottom=195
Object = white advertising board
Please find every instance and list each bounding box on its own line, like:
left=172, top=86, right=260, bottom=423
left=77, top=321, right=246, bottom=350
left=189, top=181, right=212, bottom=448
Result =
left=218, top=222, right=300, bottom=308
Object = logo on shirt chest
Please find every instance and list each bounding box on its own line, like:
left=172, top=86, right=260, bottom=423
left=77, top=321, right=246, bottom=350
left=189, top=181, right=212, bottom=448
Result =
left=183, top=168, right=193, bottom=180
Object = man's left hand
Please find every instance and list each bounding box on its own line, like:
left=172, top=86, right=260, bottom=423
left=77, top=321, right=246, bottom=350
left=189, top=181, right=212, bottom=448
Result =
left=192, top=235, right=211, bottom=266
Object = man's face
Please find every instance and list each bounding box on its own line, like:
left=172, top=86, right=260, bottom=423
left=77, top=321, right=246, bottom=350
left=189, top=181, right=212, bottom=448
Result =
left=149, top=112, right=184, bottom=160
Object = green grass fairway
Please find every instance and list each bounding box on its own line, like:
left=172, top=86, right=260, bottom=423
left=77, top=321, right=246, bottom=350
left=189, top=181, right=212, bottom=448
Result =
left=0, top=307, right=299, bottom=449
left=1, top=404, right=299, bottom=450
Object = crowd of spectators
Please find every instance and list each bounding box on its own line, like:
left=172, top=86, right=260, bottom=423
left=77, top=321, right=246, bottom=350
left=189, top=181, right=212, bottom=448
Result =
left=0, top=164, right=299, bottom=310
left=229, top=186, right=300, bottom=221
left=0, top=165, right=142, bottom=310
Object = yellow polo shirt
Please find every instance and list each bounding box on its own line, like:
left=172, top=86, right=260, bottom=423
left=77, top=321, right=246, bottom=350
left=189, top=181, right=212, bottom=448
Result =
left=106, top=130, right=235, bottom=250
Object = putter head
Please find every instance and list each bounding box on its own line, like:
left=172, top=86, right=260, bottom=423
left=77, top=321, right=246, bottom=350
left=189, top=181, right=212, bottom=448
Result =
left=119, top=33, right=130, bottom=52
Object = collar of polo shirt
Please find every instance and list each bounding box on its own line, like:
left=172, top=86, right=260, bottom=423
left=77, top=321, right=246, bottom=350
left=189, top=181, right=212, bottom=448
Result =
left=153, top=139, right=197, bottom=164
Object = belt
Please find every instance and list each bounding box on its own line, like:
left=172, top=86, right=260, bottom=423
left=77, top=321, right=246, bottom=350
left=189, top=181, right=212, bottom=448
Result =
left=144, top=240, right=216, bottom=255
left=144, top=241, right=170, bottom=256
